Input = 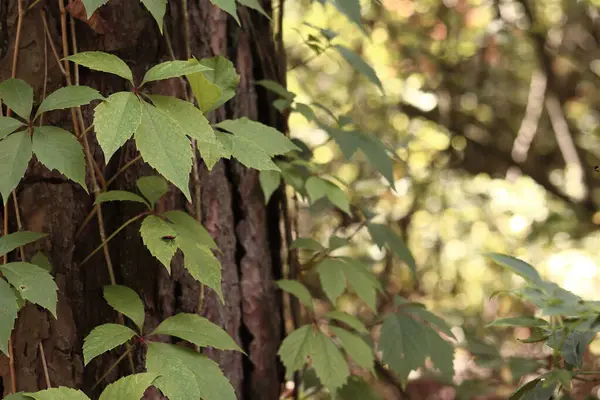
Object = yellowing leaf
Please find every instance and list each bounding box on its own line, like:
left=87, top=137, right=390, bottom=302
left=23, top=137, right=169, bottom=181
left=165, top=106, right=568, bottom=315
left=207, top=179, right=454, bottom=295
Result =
left=187, top=56, right=239, bottom=112
left=83, top=323, right=137, bottom=365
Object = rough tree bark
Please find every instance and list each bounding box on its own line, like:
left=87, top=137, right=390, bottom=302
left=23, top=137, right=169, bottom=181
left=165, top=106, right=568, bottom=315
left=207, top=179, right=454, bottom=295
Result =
left=0, top=0, right=287, bottom=398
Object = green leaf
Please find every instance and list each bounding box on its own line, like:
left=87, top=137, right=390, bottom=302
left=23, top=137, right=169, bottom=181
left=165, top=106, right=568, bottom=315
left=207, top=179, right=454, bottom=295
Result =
left=139, top=215, right=178, bottom=272
left=330, top=326, right=374, bottom=373
left=187, top=55, right=239, bottom=112
left=141, top=0, right=167, bottom=32
left=152, top=313, right=242, bottom=351
left=95, top=190, right=150, bottom=208
left=134, top=101, right=192, bottom=201
left=208, top=0, right=240, bottom=24
left=98, top=372, right=159, bottom=400
left=94, top=92, right=143, bottom=162
left=188, top=73, right=221, bottom=113
left=367, top=223, right=416, bottom=276
left=485, top=253, right=542, bottom=284
left=24, top=387, right=91, bottom=400
left=329, top=0, right=364, bottom=33
left=147, top=94, right=216, bottom=143
left=81, top=0, right=108, bottom=17
left=317, top=258, right=347, bottom=304
left=216, top=118, right=299, bottom=156
left=290, top=237, right=325, bottom=251
left=32, top=126, right=87, bottom=191
left=326, top=311, right=368, bottom=334
left=306, top=177, right=350, bottom=214
left=256, top=80, right=295, bottom=101
left=0, top=78, right=33, bottom=121
left=35, top=86, right=104, bottom=118
left=278, top=324, right=315, bottom=379
left=547, top=329, right=595, bottom=368
left=333, top=45, right=382, bottom=92
left=136, top=175, right=168, bottom=206
left=1, top=262, right=57, bottom=317
left=0, top=278, right=18, bottom=355
left=177, top=236, right=224, bottom=302
left=0, top=130, right=32, bottom=205
left=103, top=285, right=145, bottom=333
left=509, top=377, right=557, bottom=400
left=311, top=330, right=350, bottom=392
left=0, top=117, right=24, bottom=140
left=4, top=393, right=32, bottom=400
left=31, top=252, right=52, bottom=272
left=198, top=138, right=229, bottom=170
left=337, top=376, right=383, bottom=400
left=65, top=52, right=134, bottom=83
left=259, top=170, right=281, bottom=204
left=146, top=342, right=236, bottom=400
left=163, top=210, right=218, bottom=249
left=276, top=279, right=313, bottom=309
left=236, top=0, right=270, bottom=18
left=0, top=231, right=46, bottom=258
left=217, top=132, right=280, bottom=171
left=83, top=323, right=137, bottom=365
left=405, top=305, right=456, bottom=340
left=329, top=235, right=349, bottom=250
left=487, top=317, right=549, bottom=328
left=338, top=259, right=377, bottom=310
left=142, top=60, right=212, bottom=85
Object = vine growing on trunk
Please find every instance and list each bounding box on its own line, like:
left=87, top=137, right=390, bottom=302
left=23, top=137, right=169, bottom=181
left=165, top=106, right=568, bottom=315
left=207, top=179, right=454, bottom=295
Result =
left=0, top=0, right=598, bottom=399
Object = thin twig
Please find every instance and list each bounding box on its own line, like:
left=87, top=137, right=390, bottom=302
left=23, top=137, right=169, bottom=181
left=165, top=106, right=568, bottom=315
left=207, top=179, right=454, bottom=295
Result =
left=11, top=0, right=24, bottom=82
left=91, top=345, right=134, bottom=390
left=40, top=10, right=68, bottom=77
left=105, top=155, right=142, bottom=188
left=39, top=342, right=51, bottom=388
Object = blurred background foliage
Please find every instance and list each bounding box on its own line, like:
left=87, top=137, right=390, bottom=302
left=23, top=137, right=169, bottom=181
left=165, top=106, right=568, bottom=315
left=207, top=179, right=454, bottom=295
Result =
left=280, top=0, right=600, bottom=397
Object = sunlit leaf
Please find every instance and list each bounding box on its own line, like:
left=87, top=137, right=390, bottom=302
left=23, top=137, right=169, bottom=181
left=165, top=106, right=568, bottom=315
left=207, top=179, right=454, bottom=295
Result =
left=187, top=56, right=239, bottom=112
left=485, top=253, right=542, bottom=284
left=65, top=51, right=133, bottom=83
left=141, top=60, right=212, bottom=85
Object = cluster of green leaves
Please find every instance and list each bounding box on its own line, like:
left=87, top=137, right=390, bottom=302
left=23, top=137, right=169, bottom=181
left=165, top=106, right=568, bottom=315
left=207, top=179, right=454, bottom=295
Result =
left=0, top=232, right=57, bottom=355
left=486, top=253, right=600, bottom=399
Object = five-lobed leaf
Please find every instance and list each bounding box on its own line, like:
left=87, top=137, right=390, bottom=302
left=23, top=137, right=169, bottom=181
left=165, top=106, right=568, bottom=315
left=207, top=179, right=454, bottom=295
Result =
left=95, top=190, right=150, bottom=208
left=35, top=86, right=104, bottom=118
left=0, top=130, right=32, bottom=205
left=0, top=278, right=18, bottom=355
left=94, top=92, right=143, bottom=162
left=141, top=60, right=212, bottom=85
left=83, top=323, right=137, bottom=365
left=152, top=313, right=243, bottom=352
left=32, top=126, right=87, bottom=191
left=134, top=102, right=193, bottom=201
left=98, top=372, right=159, bottom=400
left=1, top=262, right=58, bottom=317
left=0, top=231, right=46, bottom=258
left=276, top=279, right=314, bottom=309
left=0, top=117, right=24, bottom=140
left=66, top=52, right=134, bottom=82
left=136, top=175, right=169, bottom=206
left=139, top=215, right=178, bottom=272
left=103, top=285, right=146, bottom=333
left=0, top=78, right=33, bottom=120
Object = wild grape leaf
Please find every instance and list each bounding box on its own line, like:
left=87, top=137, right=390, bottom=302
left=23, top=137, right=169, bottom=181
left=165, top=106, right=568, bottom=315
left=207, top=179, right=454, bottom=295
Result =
left=146, top=342, right=236, bottom=400
left=98, top=373, right=159, bottom=400
left=276, top=279, right=313, bottom=309
left=134, top=102, right=193, bottom=201
left=81, top=0, right=108, bottom=17
left=278, top=324, right=314, bottom=379
left=0, top=78, right=33, bottom=120
left=256, top=80, right=295, bottom=100
left=0, top=130, right=32, bottom=205
left=0, top=117, right=24, bottom=140
left=0, top=231, right=46, bottom=258
left=367, top=223, right=416, bottom=276
left=317, top=258, right=347, bottom=304
left=66, top=52, right=134, bottom=82
left=32, top=126, right=87, bottom=191
left=141, top=0, right=167, bottom=33
left=236, top=0, right=270, bottom=18
left=187, top=56, right=239, bottom=112
left=139, top=215, right=178, bottom=272
left=485, top=253, right=542, bottom=284
left=103, top=285, right=145, bottom=333
left=216, top=118, right=299, bottom=156
left=24, top=387, right=91, bottom=400
left=136, top=175, right=168, bottom=206
left=83, top=323, right=137, bottom=365
left=0, top=278, right=18, bottom=355
left=35, top=86, right=104, bottom=118
left=330, top=326, right=374, bottom=373
left=334, top=45, right=383, bottom=92
left=208, top=0, right=240, bottom=24
left=163, top=210, right=217, bottom=249
left=259, top=170, right=281, bottom=204
left=95, top=190, right=150, bottom=208
left=141, top=60, right=212, bottom=85
left=310, top=330, right=350, bottom=392
left=93, top=92, right=143, bottom=162
left=326, top=311, right=368, bottom=334
left=148, top=94, right=216, bottom=143
left=152, top=313, right=242, bottom=351
left=1, top=262, right=58, bottom=317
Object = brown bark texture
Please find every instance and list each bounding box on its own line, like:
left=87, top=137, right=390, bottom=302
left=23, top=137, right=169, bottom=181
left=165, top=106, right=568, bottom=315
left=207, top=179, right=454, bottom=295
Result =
left=0, top=0, right=286, bottom=398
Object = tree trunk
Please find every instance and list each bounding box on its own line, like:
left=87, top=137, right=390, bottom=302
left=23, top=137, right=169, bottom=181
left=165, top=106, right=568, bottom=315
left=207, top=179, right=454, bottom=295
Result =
left=0, top=0, right=286, bottom=398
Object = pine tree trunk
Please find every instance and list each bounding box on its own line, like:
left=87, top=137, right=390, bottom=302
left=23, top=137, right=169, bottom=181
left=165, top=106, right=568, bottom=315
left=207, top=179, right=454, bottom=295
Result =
left=0, top=0, right=286, bottom=398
